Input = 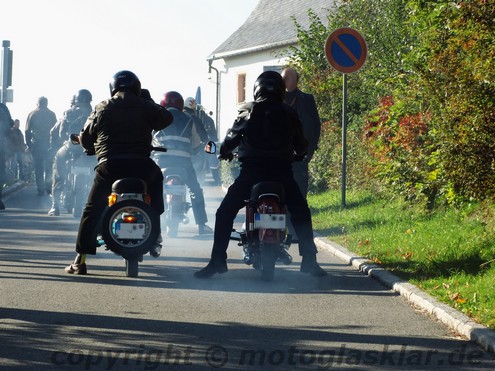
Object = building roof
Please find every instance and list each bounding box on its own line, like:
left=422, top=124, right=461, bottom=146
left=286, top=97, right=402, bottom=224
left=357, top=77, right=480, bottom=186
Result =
left=208, top=0, right=337, bottom=60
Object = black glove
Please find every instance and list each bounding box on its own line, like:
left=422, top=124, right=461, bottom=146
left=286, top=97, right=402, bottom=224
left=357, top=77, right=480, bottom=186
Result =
left=293, top=151, right=306, bottom=162
left=219, top=145, right=234, bottom=162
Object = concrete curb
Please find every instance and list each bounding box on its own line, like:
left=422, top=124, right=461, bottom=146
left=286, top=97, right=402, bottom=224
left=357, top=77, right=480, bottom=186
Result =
left=314, top=235, right=495, bottom=354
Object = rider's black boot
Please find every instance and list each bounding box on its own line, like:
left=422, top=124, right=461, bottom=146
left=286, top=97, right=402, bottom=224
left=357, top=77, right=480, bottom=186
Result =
left=300, top=254, right=328, bottom=276
left=194, top=259, right=228, bottom=279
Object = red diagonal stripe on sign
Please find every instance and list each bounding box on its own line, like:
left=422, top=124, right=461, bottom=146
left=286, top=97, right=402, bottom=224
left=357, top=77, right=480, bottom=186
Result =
left=333, top=35, right=359, bottom=64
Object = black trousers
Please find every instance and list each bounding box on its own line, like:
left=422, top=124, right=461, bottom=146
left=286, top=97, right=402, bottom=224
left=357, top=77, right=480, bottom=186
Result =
left=76, top=158, right=164, bottom=255
left=292, top=160, right=309, bottom=197
left=210, top=161, right=318, bottom=261
left=31, top=147, right=52, bottom=193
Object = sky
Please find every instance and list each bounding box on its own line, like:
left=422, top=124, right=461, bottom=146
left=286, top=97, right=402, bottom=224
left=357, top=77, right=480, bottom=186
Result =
left=0, top=0, right=260, bottom=129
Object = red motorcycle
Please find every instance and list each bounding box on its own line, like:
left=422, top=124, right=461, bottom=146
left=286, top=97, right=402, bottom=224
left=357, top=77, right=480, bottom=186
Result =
left=205, top=141, right=293, bottom=281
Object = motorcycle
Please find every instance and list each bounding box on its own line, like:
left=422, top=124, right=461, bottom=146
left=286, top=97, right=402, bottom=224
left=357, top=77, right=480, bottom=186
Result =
left=62, top=154, right=96, bottom=218
left=70, top=134, right=165, bottom=277
left=205, top=141, right=293, bottom=281
left=161, top=166, right=191, bottom=237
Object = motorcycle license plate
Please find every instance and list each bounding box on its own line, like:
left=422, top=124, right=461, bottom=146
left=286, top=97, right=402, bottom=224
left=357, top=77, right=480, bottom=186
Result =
left=164, top=184, right=187, bottom=196
left=114, top=223, right=146, bottom=239
left=254, top=213, right=286, bottom=229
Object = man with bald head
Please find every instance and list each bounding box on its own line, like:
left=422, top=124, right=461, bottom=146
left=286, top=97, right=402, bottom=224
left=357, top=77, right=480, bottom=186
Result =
left=281, top=67, right=321, bottom=197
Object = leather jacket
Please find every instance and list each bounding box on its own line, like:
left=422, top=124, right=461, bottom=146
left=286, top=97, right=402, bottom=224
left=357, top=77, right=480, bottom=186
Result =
left=220, top=98, right=308, bottom=163
left=80, top=90, right=173, bottom=163
left=152, top=108, right=200, bottom=158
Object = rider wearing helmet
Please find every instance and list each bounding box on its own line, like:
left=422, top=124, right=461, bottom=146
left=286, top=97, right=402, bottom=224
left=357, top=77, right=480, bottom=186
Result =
left=64, top=70, right=173, bottom=274
left=194, top=70, right=327, bottom=278
left=152, top=91, right=213, bottom=235
left=48, top=89, right=94, bottom=216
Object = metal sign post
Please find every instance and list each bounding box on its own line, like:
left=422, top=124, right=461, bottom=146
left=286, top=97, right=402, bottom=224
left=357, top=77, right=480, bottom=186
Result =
left=1, top=40, right=13, bottom=104
left=325, top=28, right=367, bottom=207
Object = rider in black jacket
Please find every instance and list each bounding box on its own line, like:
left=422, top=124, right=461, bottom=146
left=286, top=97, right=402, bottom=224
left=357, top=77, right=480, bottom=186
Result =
left=194, top=71, right=327, bottom=278
left=65, top=70, right=173, bottom=275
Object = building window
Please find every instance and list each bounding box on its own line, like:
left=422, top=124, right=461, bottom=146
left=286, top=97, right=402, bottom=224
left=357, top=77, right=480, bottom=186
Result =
left=263, top=65, right=283, bottom=74
left=237, top=73, right=246, bottom=104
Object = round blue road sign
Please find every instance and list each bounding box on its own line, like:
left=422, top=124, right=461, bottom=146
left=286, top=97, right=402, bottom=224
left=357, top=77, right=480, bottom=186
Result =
left=325, top=28, right=367, bottom=73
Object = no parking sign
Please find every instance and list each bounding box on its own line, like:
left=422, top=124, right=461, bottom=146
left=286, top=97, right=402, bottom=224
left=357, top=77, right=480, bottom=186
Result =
left=324, top=28, right=367, bottom=207
left=325, top=28, right=367, bottom=74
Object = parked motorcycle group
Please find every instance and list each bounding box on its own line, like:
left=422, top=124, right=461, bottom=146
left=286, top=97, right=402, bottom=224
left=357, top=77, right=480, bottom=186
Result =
left=60, top=135, right=294, bottom=280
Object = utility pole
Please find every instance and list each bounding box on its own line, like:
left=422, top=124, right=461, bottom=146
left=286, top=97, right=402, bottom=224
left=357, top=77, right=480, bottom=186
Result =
left=208, top=59, right=220, bottom=134
left=1, top=40, right=14, bottom=104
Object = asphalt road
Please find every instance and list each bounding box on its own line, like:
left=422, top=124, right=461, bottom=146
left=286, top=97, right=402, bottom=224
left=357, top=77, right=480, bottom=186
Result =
left=1, top=182, right=494, bottom=370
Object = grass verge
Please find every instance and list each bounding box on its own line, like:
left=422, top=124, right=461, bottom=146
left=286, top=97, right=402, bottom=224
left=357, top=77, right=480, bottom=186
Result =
left=308, top=189, right=495, bottom=330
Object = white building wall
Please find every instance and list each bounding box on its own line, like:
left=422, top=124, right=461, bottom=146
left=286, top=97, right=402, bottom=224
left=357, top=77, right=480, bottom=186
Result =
left=208, top=48, right=290, bottom=140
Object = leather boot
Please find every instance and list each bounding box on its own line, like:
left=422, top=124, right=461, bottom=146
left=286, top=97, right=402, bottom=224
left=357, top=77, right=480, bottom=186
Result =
left=64, top=254, right=87, bottom=274
left=194, top=259, right=228, bottom=279
left=300, top=254, right=328, bottom=276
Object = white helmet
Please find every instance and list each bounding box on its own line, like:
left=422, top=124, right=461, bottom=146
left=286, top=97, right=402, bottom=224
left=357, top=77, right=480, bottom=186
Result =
left=184, top=97, right=197, bottom=111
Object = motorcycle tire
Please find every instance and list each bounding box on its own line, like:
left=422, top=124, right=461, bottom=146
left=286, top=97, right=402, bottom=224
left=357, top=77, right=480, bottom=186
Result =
left=62, top=189, right=73, bottom=214
left=165, top=202, right=181, bottom=238
left=261, top=243, right=279, bottom=281
left=101, top=199, right=160, bottom=260
left=72, top=174, right=87, bottom=218
left=125, top=257, right=139, bottom=278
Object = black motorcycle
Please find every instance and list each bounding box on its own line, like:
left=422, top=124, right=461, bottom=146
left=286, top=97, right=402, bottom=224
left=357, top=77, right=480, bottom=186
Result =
left=71, top=134, right=165, bottom=277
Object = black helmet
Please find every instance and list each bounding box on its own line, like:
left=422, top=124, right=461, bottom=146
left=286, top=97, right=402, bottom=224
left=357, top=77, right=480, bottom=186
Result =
left=160, top=91, right=184, bottom=110
left=109, top=70, right=141, bottom=96
left=253, top=71, right=285, bottom=102
left=75, top=89, right=92, bottom=104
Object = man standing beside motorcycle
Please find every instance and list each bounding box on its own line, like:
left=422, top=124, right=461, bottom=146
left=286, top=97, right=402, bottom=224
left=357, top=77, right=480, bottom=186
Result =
left=194, top=71, right=327, bottom=278
left=65, top=70, right=173, bottom=274
left=48, top=89, right=94, bottom=216
left=152, top=91, right=213, bottom=235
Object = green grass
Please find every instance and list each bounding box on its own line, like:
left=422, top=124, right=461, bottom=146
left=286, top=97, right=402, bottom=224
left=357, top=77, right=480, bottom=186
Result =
left=308, top=189, right=495, bottom=330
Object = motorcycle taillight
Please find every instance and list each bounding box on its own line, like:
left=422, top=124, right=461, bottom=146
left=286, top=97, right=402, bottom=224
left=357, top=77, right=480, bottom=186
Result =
left=122, top=214, right=137, bottom=223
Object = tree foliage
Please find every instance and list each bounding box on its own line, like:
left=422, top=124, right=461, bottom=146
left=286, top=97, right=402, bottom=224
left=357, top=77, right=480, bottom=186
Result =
left=289, top=0, right=495, bottom=206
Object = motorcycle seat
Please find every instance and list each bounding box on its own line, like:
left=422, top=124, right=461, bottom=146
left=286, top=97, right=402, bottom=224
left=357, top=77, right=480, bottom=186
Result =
left=112, top=178, right=147, bottom=194
left=161, top=167, right=188, bottom=181
left=250, top=181, right=285, bottom=204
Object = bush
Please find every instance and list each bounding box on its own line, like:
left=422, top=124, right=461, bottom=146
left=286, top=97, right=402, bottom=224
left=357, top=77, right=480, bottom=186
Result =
left=219, top=158, right=240, bottom=187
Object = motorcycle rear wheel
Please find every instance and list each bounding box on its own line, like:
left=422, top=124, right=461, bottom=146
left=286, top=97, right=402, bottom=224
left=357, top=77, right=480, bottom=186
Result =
left=165, top=202, right=181, bottom=237
left=261, top=243, right=279, bottom=281
left=72, top=174, right=87, bottom=218
left=125, top=257, right=139, bottom=277
left=101, top=200, right=160, bottom=260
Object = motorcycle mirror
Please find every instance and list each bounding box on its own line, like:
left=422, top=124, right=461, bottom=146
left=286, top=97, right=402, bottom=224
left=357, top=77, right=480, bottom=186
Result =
left=70, top=133, right=80, bottom=145
left=205, top=141, right=217, bottom=154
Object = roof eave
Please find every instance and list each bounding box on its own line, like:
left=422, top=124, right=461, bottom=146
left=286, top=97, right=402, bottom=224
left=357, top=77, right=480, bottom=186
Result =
left=207, top=39, right=298, bottom=62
